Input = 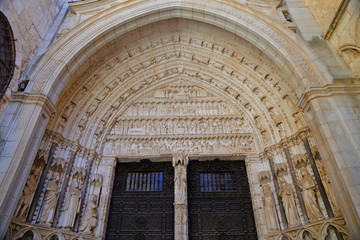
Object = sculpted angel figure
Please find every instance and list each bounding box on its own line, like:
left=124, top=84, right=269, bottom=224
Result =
left=79, top=194, right=98, bottom=234
left=299, top=169, right=323, bottom=220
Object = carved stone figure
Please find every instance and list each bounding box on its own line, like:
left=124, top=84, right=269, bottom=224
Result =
left=79, top=194, right=98, bottom=234
left=299, top=169, right=323, bottom=220
left=173, top=153, right=188, bottom=204
left=172, top=153, right=189, bottom=240
left=40, top=175, right=59, bottom=225
left=278, top=177, right=300, bottom=227
left=15, top=173, right=38, bottom=219
left=61, top=179, right=82, bottom=229
left=262, top=185, right=278, bottom=231
left=317, top=160, right=340, bottom=214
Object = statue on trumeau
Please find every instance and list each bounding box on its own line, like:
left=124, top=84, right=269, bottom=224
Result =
left=173, top=153, right=189, bottom=205
left=299, top=169, right=323, bottom=220
left=79, top=194, right=98, bottom=234
left=40, top=174, right=60, bottom=225
left=278, top=177, right=300, bottom=227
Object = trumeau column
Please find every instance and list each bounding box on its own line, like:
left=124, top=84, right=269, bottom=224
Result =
left=172, top=153, right=189, bottom=240
left=298, top=83, right=360, bottom=238
left=0, top=93, right=56, bottom=238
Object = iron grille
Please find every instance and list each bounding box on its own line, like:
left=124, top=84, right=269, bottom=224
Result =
left=125, top=172, right=163, bottom=191
left=200, top=172, right=237, bottom=192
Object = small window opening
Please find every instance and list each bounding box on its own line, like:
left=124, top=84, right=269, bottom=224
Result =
left=200, top=172, right=237, bottom=192
left=125, top=172, right=163, bottom=191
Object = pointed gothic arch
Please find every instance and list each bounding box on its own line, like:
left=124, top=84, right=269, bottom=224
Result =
left=0, top=0, right=359, bottom=239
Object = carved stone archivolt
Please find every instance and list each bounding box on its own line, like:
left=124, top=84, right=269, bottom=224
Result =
left=46, top=19, right=308, bottom=154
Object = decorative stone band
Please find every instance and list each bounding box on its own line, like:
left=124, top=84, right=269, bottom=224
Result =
left=9, top=221, right=97, bottom=240
left=264, top=216, right=350, bottom=239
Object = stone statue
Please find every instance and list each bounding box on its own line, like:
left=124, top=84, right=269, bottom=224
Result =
left=15, top=173, right=38, bottom=219
left=61, top=178, right=82, bottom=229
left=299, top=169, right=323, bottom=220
left=173, top=153, right=189, bottom=205
left=172, top=153, right=189, bottom=240
left=262, top=185, right=278, bottom=231
left=40, top=175, right=59, bottom=225
left=79, top=194, right=98, bottom=234
left=278, top=177, right=300, bottom=227
left=317, top=161, right=340, bottom=214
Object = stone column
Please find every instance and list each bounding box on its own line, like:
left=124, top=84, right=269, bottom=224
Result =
left=96, top=156, right=116, bottom=238
left=172, top=153, right=189, bottom=240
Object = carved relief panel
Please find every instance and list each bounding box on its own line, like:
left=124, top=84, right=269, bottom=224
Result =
left=105, top=84, right=256, bottom=157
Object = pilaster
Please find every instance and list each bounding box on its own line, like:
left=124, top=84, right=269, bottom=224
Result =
left=0, top=92, right=56, bottom=238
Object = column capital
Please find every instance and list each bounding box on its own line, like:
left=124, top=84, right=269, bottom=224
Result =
left=100, top=156, right=116, bottom=167
left=172, top=152, right=189, bottom=167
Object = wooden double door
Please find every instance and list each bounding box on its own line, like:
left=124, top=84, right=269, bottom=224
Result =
left=105, top=159, right=257, bottom=240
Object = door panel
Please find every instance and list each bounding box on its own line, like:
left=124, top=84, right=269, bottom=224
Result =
left=188, top=160, right=257, bottom=240
left=105, top=160, right=174, bottom=240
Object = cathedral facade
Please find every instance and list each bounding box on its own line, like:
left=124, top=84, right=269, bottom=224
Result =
left=0, top=0, right=359, bottom=239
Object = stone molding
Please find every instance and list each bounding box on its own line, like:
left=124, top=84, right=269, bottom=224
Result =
left=264, top=216, right=350, bottom=240
left=10, top=92, right=56, bottom=117
left=298, top=79, right=360, bottom=109
left=27, top=0, right=331, bottom=101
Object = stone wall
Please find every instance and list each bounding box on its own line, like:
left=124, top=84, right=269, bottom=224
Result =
left=305, top=0, right=360, bottom=77
left=0, top=0, right=66, bottom=101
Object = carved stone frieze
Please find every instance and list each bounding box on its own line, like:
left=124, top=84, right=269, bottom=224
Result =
left=110, top=117, right=251, bottom=136
left=104, top=135, right=255, bottom=156
left=264, top=216, right=350, bottom=240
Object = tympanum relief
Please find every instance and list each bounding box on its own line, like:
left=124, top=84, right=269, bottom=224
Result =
left=104, top=84, right=256, bottom=157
